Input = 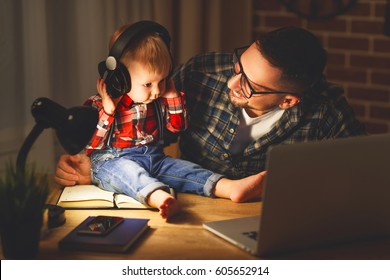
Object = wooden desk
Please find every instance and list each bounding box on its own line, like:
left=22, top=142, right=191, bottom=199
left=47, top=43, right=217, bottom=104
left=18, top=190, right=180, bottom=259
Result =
left=2, top=183, right=390, bottom=260
left=36, top=188, right=262, bottom=260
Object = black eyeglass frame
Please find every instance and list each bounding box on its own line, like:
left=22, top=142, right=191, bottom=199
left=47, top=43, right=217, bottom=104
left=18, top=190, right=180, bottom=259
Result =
left=233, top=46, right=300, bottom=99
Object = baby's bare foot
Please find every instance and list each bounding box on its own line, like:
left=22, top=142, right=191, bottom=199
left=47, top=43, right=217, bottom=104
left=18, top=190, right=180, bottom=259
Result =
left=159, top=197, right=181, bottom=220
left=229, top=171, right=266, bottom=203
left=147, top=189, right=182, bottom=220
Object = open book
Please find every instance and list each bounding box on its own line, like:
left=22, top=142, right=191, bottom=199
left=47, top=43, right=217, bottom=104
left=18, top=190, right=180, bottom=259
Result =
left=56, top=185, right=154, bottom=209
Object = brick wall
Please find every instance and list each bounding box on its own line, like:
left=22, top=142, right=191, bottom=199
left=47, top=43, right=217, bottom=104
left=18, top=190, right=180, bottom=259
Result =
left=253, top=0, right=390, bottom=134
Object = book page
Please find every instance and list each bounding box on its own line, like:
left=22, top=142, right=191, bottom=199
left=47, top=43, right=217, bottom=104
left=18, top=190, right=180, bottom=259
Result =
left=57, top=185, right=115, bottom=208
left=114, top=194, right=154, bottom=209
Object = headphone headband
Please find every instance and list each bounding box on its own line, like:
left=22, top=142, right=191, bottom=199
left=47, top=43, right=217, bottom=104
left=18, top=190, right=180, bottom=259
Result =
left=109, top=20, right=171, bottom=60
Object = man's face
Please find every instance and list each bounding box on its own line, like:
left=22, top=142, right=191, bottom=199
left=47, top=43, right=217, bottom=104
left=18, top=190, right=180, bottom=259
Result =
left=227, top=43, right=292, bottom=117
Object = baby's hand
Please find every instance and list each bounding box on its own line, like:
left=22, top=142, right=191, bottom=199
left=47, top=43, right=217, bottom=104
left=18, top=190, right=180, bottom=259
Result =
left=162, top=79, right=179, bottom=98
left=96, top=78, right=121, bottom=115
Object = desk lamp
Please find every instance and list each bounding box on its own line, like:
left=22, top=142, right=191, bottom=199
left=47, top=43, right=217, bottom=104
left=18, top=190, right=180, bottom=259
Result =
left=16, top=97, right=98, bottom=173
left=0, top=98, right=98, bottom=259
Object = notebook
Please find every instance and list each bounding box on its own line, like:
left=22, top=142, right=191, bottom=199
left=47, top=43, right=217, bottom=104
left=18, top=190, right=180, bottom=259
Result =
left=59, top=216, right=149, bottom=253
left=56, top=185, right=154, bottom=209
left=203, top=133, right=390, bottom=257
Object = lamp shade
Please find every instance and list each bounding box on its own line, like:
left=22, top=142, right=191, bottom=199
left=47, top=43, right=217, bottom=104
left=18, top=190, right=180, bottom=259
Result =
left=31, top=97, right=98, bottom=155
left=17, top=97, right=98, bottom=173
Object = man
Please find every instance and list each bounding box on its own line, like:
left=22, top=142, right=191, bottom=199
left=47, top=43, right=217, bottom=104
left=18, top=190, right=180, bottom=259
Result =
left=54, top=26, right=365, bottom=187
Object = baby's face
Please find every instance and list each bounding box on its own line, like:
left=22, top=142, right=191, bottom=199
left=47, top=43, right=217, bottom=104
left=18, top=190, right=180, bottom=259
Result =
left=126, top=61, right=169, bottom=104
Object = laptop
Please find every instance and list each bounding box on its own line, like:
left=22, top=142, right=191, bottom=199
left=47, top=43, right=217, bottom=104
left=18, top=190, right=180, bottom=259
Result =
left=203, top=133, right=390, bottom=257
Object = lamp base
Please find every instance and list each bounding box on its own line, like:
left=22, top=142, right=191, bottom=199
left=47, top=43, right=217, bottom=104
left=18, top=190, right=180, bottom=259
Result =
left=44, top=204, right=66, bottom=228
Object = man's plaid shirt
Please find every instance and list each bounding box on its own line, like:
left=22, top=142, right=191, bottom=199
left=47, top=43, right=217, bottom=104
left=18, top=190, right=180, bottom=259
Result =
left=84, top=93, right=187, bottom=155
left=173, top=52, right=366, bottom=179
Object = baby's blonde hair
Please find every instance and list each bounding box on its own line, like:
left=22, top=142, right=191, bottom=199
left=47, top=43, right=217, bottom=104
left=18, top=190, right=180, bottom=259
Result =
left=109, top=24, right=171, bottom=76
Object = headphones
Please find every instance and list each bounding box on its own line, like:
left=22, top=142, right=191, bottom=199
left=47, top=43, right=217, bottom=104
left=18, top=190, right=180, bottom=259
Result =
left=98, top=20, right=172, bottom=98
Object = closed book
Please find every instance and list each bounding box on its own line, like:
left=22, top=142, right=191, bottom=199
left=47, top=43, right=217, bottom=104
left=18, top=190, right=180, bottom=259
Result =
left=59, top=216, right=149, bottom=253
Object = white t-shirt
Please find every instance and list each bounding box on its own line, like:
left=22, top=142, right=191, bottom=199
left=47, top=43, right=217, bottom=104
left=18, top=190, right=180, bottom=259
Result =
left=229, top=107, right=285, bottom=156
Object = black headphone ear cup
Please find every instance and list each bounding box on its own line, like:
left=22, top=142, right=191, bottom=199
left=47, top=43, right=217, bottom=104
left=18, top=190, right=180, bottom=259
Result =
left=117, top=62, right=131, bottom=93
left=98, top=60, right=107, bottom=78
left=102, top=62, right=131, bottom=98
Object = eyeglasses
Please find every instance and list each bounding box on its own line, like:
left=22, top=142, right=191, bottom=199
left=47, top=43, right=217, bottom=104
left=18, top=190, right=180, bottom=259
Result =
left=232, top=46, right=299, bottom=99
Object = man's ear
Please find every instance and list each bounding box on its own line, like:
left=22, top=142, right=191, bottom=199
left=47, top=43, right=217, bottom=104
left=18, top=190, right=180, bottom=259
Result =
left=279, top=95, right=301, bottom=109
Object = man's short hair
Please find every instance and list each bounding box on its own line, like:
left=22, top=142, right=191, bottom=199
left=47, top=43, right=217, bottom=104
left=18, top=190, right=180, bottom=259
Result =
left=256, top=26, right=327, bottom=91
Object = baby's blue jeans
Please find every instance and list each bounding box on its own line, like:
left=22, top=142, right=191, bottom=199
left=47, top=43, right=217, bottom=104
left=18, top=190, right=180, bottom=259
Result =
left=90, top=145, right=224, bottom=205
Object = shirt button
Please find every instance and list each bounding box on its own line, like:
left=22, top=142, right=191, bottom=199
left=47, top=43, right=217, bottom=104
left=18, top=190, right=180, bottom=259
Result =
left=229, top=128, right=235, bottom=133
left=223, top=153, right=229, bottom=159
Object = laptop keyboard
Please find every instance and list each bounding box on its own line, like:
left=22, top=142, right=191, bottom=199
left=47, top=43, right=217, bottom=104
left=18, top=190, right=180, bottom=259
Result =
left=242, top=231, right=258, bottom=241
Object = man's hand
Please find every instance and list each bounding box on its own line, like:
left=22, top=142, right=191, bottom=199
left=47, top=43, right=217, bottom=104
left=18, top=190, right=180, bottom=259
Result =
left=54, top=154, right=92, bottom=186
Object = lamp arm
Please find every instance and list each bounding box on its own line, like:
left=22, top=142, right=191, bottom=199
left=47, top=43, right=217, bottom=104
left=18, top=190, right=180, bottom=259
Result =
left=16, top=123, right=45, bottom=173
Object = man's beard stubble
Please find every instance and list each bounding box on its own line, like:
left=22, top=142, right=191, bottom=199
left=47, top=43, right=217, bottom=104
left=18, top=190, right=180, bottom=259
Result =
left=228, top=89, right=249, bottom=109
